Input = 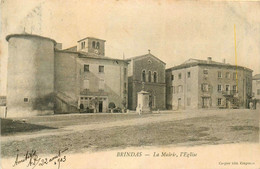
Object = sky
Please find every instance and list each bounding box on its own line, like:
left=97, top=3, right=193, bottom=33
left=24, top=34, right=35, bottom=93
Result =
left=1, top=0, right=260, bottom=95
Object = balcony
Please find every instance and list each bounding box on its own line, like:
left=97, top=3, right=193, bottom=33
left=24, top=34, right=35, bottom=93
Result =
left=222, top=90, right=238, bottom=97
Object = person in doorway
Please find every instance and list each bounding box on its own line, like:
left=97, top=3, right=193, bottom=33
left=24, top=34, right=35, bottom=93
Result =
left=80, top=104, right=84, bottom=113
left=249, top=102, right=253, bottom=110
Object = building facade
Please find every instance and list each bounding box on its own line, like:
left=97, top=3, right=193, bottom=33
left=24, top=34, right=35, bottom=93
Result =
left=6, top=34, right=56, bottom=117
left=55, top=37, right=128, bottom=113
left=6, top=34, right=128, bottom=117
left=166, top=57, right=253, bottom=110
left=127, top=52, right=166, bottom=110
left=252, top=74, right=260, bottom=109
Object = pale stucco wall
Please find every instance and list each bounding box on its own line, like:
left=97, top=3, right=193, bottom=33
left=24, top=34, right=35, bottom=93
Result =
left=6, top=35, right=55, bottom=117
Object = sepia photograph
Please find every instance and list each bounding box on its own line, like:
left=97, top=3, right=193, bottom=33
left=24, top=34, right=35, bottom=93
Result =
left=0, top=0, right=260, bottom=168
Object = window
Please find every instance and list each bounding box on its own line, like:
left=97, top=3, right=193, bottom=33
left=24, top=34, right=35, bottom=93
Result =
left=187, top=72, right=191, bottom=78
left=203, top=69, right=208, bottom=74
left=96, top=42, right=100, bottom=49
left=178, top=85, right=183, bottom=93
left=217, top=84, right=222, bottom=92
left=124, top=68, right=127, bottom=76
left=178, top=73, right=182, bottom=79
left=217, top=98, right=222, bottom=106
left=81, top=41, right=85, bottom=49
left=92, top=41, right=96, bottom=48
left=148, top=71, right=152, bottom=82
left=153, top=72, right=157, bottom=83
left=257, top=89, right=260, bottom=95
left=99, top=66, right=104, bottom=73
left=171, top=75, right=174, bottom=81
left=225, top=85, right=230, bottom=91
left=226, top=72, right=230, bottom=78
left=201, top=83, right=209, bottom=92
left=218, top=71, right=222, bottom=78
left=187, top=98, right=191, bottom=106
left=142, top=70, right=146, bottom=82
left=83, top=79, right=89, bottom=89
left=84, top=65, right=89, bottom=72
left=124, top=82, right=127, bottom=90
left=233, top=85, right=237, bottom=92
left=171, top=86, right=175, bottom=94
left=24, top=98, right=29, bottom=103
left=99, top=79, right=105, bottom=90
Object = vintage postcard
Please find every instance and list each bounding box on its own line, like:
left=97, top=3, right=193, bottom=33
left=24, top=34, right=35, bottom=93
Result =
left=0, top=0, right=260, bottom=169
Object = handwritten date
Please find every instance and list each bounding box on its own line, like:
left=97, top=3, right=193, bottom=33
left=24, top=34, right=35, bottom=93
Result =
left=13, top=148, right=68, bottom=169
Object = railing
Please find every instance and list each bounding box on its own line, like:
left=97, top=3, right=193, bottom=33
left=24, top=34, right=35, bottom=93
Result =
left=222, top=90, right=238, bottom=96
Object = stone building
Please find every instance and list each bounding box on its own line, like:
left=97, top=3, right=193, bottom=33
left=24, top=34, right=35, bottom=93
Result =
left=6, top=34, right=56, bottom=117
left=127, top=52, right=166, bottom=110
left=252, top=74, right=260, bottom=109
left=55, top=37, right=128, bottom=113
left=166, top=57, right=253, bottom=110
left=5, top=34, right=128, bottom=117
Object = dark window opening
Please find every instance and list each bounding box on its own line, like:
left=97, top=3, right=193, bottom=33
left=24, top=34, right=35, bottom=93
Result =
left=171, top=75, right=174, bottom=81
left=92, top=41, right=96, bottom=48
left=187, top=72, right=191, bottom=78
left=96, top=42, right=100, bottom=49
left=99, top=65, right=104, bottom=73
left=84, top=65, right=89, bottom=72
left=148, top=71, right=152, bottom=82
left=154, top=72, right=157, bottom=83
left=142, top=70, right=146, bottom=82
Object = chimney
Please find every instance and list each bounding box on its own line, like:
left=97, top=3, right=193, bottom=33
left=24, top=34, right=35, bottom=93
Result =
left=207, top=57, right=212, bottom=63
left=55, top=43, right=62, bottom=50
left=222, top=59, right=226, bottom=64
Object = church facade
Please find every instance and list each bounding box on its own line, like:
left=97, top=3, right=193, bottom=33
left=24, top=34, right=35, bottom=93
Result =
left=126, top=52, right=166, bottom=110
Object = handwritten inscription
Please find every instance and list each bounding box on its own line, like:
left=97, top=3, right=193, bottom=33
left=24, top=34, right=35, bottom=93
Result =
left=13, top=148, right=68, bottom=169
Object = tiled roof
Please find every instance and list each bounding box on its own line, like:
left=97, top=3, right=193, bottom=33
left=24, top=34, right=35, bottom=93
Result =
left=253, top=74, right=260, bottom=80
left=55, top=50, right=128, bottom=63
left=166, top=58, right=252, bottom=72
left=77, top=37, right=106, bottom=42
left=64, top=46, right=77, bottom=52
left=126, top=53, right=166, bottom=65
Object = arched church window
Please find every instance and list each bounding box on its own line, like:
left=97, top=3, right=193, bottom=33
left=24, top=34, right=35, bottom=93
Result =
left=142, top=70, right=146, bottom=82
left=154, top=72, right=157, bottom=83
left=96, top=42, right=100, bottom=49
left=148, top=71, right=152, bottom=82
left=92, top=41, right=96, bottom=48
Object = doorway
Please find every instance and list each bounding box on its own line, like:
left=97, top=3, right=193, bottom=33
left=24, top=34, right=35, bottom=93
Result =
left=99, top=101, right=103, bottom=113
left=178, top=98, right=181, bottom=109
left=202, top=97, right=210, bottom=108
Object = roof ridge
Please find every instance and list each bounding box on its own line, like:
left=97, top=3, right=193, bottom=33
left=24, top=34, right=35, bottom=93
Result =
left=126, top=53, right=166, bottom=64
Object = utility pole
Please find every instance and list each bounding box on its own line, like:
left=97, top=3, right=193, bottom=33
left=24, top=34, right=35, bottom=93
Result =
left=234, top=24, right=238, bottom=89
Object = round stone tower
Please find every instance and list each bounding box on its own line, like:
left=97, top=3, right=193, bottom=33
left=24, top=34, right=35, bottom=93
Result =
left=6, top=34, right=56, bottom=117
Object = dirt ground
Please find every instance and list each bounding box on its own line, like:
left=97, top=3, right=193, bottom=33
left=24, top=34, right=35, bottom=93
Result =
left=1, top=109, right=259, bottom=157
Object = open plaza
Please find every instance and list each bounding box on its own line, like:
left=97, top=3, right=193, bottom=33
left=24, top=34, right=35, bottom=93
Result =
left=1, top=109, right=259, bottom=157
